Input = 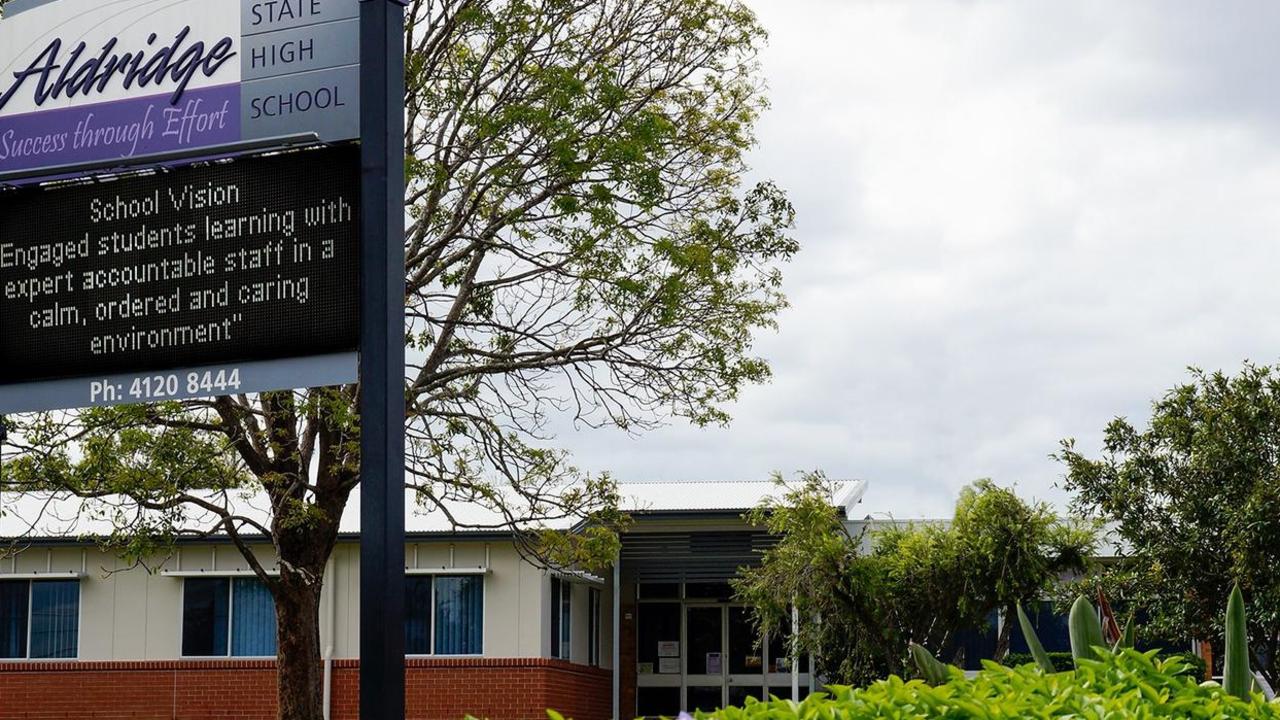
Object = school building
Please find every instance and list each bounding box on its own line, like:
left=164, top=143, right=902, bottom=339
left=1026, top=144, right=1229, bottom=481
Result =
left=0, top=480, right=868, bottom=720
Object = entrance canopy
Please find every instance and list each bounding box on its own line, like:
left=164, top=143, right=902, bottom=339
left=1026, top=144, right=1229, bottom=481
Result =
left=610, top=479, right=867, bottom=718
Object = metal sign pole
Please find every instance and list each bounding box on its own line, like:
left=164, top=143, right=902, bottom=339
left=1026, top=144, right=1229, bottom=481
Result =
left=359, top=1, right=407, bottom=719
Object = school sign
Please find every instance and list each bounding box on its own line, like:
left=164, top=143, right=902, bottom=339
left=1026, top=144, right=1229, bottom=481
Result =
left=0, top=0, right=364, bottom=410
left=0, top=1, right=410, bottom=715
left=0, top=0, right=359, bottom=176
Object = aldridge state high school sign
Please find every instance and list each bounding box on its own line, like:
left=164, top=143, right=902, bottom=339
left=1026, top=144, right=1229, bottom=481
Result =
left=0, top=0, right=364, bottom=412
left=0, top=0, right=411, bottom=716
left=0, top=0, right=359, bottom=175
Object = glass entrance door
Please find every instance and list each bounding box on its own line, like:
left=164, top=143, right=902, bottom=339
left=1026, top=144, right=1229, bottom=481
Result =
left=685, top=606, right=724, bottom=713
left=682, top=605, right=804, bottom=711
left=764, top=621, right=812, bottom=701
left=635, top=584, right=813, bottom=716
left=726, top=607, right=765, bottom=706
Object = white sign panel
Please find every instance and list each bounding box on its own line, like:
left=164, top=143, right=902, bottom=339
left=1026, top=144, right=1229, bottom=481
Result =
left=0, top=0, right=359, bottom=177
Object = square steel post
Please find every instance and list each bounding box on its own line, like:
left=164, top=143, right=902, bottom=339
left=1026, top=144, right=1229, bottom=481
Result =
left=359, top=1, right=407, bottom=719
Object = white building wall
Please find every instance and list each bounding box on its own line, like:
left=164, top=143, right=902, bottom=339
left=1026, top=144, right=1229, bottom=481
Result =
left=331, top=542, right=359, bottom=659
left=1, top=539, right=613, bottom=668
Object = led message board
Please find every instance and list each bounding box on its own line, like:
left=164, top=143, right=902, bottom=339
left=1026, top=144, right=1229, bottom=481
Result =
left=0, top=145, right=360, bottom=412
left=0, top=0, right=360, bottom=177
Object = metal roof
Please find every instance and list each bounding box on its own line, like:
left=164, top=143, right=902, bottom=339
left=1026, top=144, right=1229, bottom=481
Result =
left=1, top=479, right=869, bottom=541
left=620, top=478, right=867, bottom=516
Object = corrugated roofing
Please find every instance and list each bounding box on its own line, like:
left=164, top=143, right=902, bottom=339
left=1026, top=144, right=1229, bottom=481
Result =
left=1, top=479, right=869, bottom=540
left=619, top=478, right=867, bottom=515
left=0, top=489, right=554, bottom=539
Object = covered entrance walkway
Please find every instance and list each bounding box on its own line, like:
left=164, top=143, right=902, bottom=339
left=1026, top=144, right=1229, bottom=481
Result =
left=603, top=479, right=868, bottom=719
left=613, top=531, right=814, bottom=718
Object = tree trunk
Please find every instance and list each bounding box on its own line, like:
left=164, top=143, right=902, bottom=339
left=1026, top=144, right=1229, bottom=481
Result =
left=275, top=571, right=326, bottom=720
left=994, top=603, right=1014, bottom=662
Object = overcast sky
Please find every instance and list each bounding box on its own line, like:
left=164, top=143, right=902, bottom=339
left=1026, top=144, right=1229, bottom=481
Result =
left=561, top=1, right=1280, bottom=518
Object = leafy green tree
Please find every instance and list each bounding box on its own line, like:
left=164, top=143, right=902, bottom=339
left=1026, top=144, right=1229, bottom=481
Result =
left=735, top=474, right=1093, bottom=685
left=1, top=2, right=794, bottom=718
left=952, top=480, right=1097, bottom=660
left=1058, top=362, right=1280, bottom=688
left=733, top=475, right=898, bottom=684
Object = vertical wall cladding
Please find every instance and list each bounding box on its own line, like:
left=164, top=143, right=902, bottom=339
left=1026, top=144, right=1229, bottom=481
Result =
left=0, top=658, right=612, bottom=720
left=619, top=585, right=639, bottom=719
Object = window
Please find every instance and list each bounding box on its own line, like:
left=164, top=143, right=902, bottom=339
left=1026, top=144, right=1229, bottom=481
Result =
left=550, top=577, right=571, bottom=659
left=182, top=577, right=277, bottom=657
left=636, top=601, right=679, bottom=669
left=404, top=575, right=484, bottom=656
left=0, top=579, right=80, bottom=659
left=588, top=588, right=602, bottom=666
left=767, top=622, right=811, bottom=674
left=637, top=583, right=680, bottom=600
left=685, top=582, right=733, bottom=601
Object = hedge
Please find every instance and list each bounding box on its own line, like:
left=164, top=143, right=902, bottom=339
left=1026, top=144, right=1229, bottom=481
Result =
left=1002, top=650, right=1208, bottom=679
left=674, top=649, right=1277, bottom=719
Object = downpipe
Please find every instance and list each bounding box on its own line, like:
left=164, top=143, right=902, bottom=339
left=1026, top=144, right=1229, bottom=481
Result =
left=323, top=555, right=336, bottom=720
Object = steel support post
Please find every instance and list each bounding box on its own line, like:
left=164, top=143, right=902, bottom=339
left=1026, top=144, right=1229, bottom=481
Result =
left=359, top=1, right=407, bottom=718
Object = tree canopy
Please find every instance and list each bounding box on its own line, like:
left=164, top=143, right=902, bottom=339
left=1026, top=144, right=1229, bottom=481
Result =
left=735, top=474, right=1095, bottom=685
left=1059, top=362, right=1280, bottom=688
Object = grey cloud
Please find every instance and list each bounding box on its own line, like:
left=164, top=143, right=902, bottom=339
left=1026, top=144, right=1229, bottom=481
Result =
left=552, top=0, right=1280, bottom=518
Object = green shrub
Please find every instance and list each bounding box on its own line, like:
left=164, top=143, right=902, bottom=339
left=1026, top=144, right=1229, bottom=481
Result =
left=1168, top=651, right=1209, bottom=680
left=1001, top=650, right=1074, bottom=670
left=1001, top=650, right=1207, bottom=679
left=689, top=650, right=1277, bottom=719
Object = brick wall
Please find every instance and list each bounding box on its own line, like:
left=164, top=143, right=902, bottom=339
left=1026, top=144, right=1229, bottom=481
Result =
left=0, top=658, right=611, bottom=720
left=336, top=658, right=612, bottom=720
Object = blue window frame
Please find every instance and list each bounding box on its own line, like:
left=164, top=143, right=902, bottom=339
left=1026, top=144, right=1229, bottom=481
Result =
left=435, top=576, right=483, bottom=655
left=232, top=578, right=278, bottom=656
left=550, top=577, right=571, bottom=659
left=0, top=579, right=79, bottom=660
left=0, top=582, right=26, bottom=659
left=405, top=576, right=433, bottom=655
left=182, top=577, right=277, bottom=657
left=588, top=588, right=601, bottom=667
left=403, top=575, right=484, bottom=656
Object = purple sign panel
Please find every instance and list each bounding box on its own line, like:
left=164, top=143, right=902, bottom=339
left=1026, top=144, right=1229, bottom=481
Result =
left=0, top=84, right=242, bottom=173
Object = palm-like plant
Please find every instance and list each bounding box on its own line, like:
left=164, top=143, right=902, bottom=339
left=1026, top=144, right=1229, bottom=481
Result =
left=911, top=586, right=1256, bottom=701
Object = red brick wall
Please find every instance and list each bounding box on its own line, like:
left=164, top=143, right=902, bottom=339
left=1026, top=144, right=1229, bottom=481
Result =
left=0, top=658, right=611, bottom=720
left=336, top=658, right=612, bottom=720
